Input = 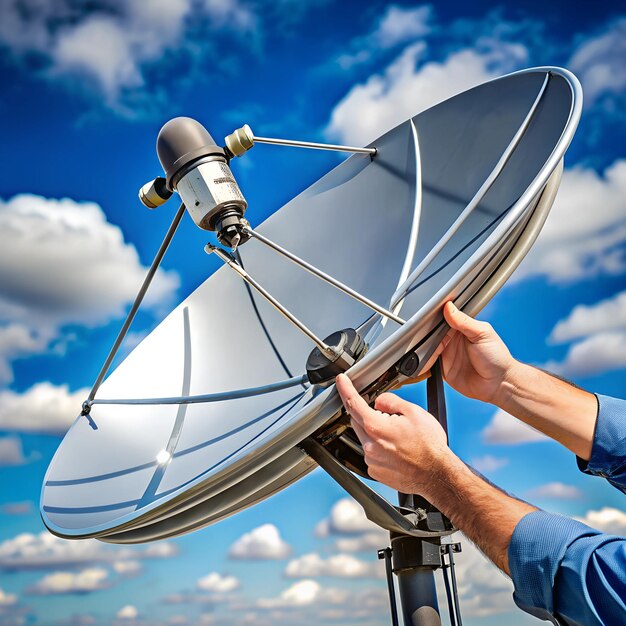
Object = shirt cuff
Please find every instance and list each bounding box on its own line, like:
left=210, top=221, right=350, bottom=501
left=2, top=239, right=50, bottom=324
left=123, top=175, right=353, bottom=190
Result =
left=577, top=394, right=626, bottom=480
left=508, top=510, right=599, bottom=620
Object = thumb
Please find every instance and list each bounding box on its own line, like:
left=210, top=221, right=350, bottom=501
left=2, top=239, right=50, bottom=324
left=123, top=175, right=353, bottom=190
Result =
left=443, top=301, right=489, bottom=343
left=374, top=392, right=414, bottom=416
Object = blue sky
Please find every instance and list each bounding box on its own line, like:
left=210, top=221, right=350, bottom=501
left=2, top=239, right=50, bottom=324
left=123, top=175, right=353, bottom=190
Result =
left=1, top=1, right=625, bottom=625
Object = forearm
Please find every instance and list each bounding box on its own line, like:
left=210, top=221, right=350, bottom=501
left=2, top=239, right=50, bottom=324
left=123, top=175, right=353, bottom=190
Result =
left=496, top=361, right=598, bottom=460
left=422, top=451, right=536, bottom=575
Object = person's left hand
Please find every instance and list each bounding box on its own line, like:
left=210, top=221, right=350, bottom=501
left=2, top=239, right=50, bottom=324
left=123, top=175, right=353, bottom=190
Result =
left=335, top=374, right=450, bottom=497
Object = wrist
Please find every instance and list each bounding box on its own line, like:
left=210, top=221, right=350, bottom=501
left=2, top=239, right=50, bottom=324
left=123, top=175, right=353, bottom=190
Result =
left=416, top=447, right=465, bottom=504
left=493, top=359, right=530, bottom=410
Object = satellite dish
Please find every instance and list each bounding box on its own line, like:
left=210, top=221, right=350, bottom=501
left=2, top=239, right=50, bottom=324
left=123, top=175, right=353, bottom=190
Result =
left=41, top=68, right=580, bottom=554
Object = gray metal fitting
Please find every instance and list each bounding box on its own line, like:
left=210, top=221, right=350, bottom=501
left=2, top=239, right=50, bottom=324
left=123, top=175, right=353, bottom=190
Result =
left=225, top=124, right=255, bottom=157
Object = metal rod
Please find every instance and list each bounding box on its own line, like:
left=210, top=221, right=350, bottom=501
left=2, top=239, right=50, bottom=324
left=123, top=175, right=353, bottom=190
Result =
left=447, top=546, right=463, bottom=626
left=441, top=556, right=458, bottom=626
left=380, top=548, right=400, bottom=626
left=390, top=72, right=550, bottom=309
left=245, top=228, right=405, bottom=325
left=88, top=375, right=308, bottom=407
left=338, top=432, right=364, bottom=455
left=253, top=135, right=376, bottom=156
left=87, top=203, right=187, bottom=404
left=207, top=245, right=338, bottom=360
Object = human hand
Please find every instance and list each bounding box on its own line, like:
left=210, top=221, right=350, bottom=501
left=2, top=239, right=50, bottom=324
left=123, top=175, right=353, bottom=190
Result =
left=438, top=302, right=518, bottom=405
left=335, top=373, right=451, bottom=497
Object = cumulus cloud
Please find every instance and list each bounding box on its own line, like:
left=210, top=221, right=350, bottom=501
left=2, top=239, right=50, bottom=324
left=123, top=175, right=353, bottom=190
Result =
left=27, top=568, right=109, bottom=595
left=116, top=605, right=139, bottom=620
left=228, top=524, right=291, bottom=560
left=0, top=588, right=17, bottom=606
left=544, top=289, right=626, bottom=378
left=482, top=409, right=549, bottom=445
left=0, top=0, right=256, bottom=112
left=0, top=531, right=177, bottom=571
left=0, top=194, right=179, bottom=386
left=569, top=18, right=626, bottom=106
left=0, top=436, right=38, bottom=467
left=196, top=572, right=240, bottom=593
left=334, top=531, right=388, bottom=553
left=112, top=561, right=142, bottom=577
left=256, top=580, right=343, bottom=609
left=469, top=454, right=509, bottom=474
left=327, top=39, right=527, bottom=145
left=0, top=383, right=89, bottom=436
left=284, top=553, right=382, bottom=579
left=315, top=498, right=377, bottom=537
left=449, top=537, right=515, bottom=617
left=336, top=4, right=432, bottom=69
left=513, top=160, right=626, bottom=284
left=526, top=482, right=584, bottom=500
left=550, top=291, right=626, bottom=343
left=577, top=507, right=626, bottom=536
left=543, top=332, right=626, bottom=378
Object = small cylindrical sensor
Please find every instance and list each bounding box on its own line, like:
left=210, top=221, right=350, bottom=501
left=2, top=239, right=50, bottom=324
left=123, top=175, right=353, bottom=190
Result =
left=175, top=156, right=247, bottom=231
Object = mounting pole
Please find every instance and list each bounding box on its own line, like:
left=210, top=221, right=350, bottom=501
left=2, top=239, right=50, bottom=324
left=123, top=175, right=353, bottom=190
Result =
left=389, top=358, right=461, bottom=626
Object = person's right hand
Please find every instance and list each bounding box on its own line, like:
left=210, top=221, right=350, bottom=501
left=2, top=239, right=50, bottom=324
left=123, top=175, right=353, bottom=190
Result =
left=438, top=302, right=518, bottom=405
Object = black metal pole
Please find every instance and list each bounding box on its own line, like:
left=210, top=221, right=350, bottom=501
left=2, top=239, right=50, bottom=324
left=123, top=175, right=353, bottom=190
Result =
left=390, top=358, right=451, bottom=626
left=396, top=568, right=441, bottom=626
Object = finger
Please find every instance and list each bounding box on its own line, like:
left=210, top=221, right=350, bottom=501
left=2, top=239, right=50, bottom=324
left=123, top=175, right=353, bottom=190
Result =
left=443, top=301, right=489, bottom=343
left=374, top=392, right=413, bottom=416
left=335, top=374, right=374, bottom=425
left=350, top=419, right=371, bottom=446
left=421, top=328, right=456, bottom=373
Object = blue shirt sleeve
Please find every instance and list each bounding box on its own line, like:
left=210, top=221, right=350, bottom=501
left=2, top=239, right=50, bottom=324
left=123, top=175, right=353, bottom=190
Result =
left=509, top=510, right=626, bottom=625
left=577, top=394, right=626, bottom=494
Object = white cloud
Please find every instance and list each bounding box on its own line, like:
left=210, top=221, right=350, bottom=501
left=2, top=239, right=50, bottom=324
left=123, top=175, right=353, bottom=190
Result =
left=28, top=568, right=109, bottom=595
left=544, top=289, right=626, bottom=378
left=449, top=537, right=515, bottom=617
left=373, top=5, right=432, bottom=48
left=112, top=561, right=141, bottom=576
left=284, top=553, right=382, bottom=579
left=482, top=409, right=549, bottom=445
left=315, top=498, right=377, bottom=537
left=550, top=291, right=626, bottom=343
left=228, top=524, right=291, bottom=560
left=257, top=580, right=321, bottom=609
left=0, top=324, right=49, bottom=385
left=513, top=160, right=626, bottom=284
left=543, top=331, right=626, bottom=378
left=469, top=454, right=509, bottom=474
left=335, top=531, right=388, bottom=553
left=327, top=40, right=527, bottom=146
left=0, top=194, right=179, bottom=385
left=336, top=4, right=432, bottom=69
left=569, top=18, right=626, bottom=106
left=526, top=482, right=584, bottom=500
left=256, top=580, right=351, bottom=610
left=0, top=383, right=89, bottom=436
left=0, top=0, right=256, bottom=111
left=197, top=572, right=240, bottom=593
left=0, top=436, right=35, bottom=467
left=116, top=605, right=139, bottom=620
left=577, top=507, right=626, bottom=536
left=0, top=531, right=177, bottom=570
left=0, top=588, right=17, bottom=606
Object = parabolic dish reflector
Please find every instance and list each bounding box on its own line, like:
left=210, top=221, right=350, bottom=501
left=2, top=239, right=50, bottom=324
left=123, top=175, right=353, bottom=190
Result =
left=41, top=67, right=581, bottom=542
